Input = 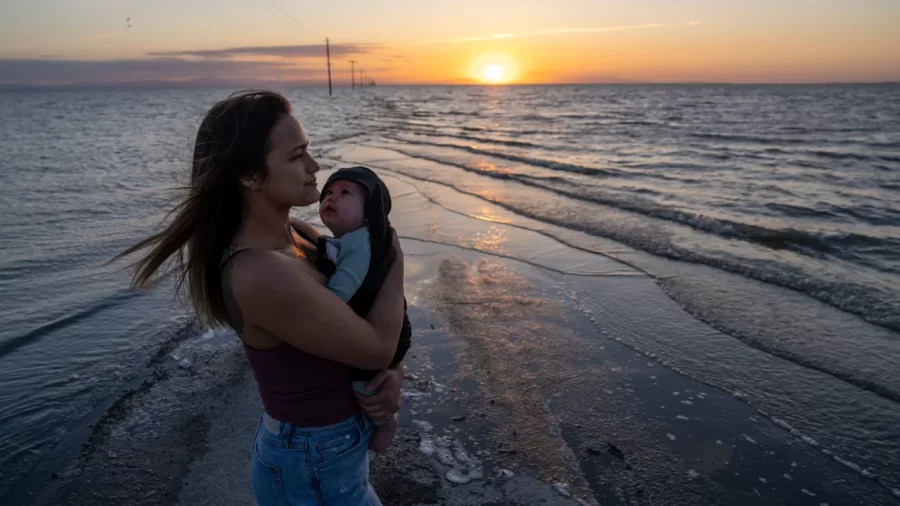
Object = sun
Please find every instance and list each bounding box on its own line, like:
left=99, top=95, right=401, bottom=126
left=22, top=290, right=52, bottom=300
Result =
left=482, top=64, right=506, bottom=83
left=470, top=52, right=519, bottom=84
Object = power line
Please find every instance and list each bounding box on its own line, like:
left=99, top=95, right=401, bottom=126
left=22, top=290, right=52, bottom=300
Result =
left=249, top=0, right=332, bottom=93
left=263, top=0, right=315, bottom=33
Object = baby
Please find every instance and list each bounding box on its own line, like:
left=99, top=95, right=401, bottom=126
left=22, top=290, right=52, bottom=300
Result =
left=317, top=166, right=411, bottom=453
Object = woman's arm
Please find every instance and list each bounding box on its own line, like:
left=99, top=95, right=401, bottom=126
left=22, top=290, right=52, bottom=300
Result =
left=231, top=240, right=405, bottom=370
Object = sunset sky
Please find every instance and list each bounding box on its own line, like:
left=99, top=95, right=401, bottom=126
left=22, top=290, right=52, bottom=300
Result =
left=1, top=0, right=899, bottom=86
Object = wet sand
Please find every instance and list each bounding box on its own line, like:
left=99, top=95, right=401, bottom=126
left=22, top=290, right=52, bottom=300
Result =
left=17, top=168, right=898, bottom=505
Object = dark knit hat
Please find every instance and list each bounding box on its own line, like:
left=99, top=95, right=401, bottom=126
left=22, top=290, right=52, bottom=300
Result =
left=319, top=166, right=392, bottom=216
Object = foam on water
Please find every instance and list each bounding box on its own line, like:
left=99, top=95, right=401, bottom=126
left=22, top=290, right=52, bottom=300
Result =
left=833, top=455, right=878, bottom=480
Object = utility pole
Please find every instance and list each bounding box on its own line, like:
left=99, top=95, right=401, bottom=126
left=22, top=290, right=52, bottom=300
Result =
left=350, top=60, right=356, bottom=89
left=325, top=38, right=333, bottom=96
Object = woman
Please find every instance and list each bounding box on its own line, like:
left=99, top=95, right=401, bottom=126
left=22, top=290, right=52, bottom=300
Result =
left=118, top=90, right=405, bottom=505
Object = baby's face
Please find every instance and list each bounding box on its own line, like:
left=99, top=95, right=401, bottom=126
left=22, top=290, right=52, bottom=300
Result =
left=319, top=179, right=367, bottom=237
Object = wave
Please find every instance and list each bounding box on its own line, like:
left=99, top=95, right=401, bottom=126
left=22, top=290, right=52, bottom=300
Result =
left=689, top=132, right=814, bottom=146
left=0, top=291, right=144, bottom=359
left=512, top=174, right=900, bottom=264
left=384, top=137, right=897, bottom=263
left=398, top=129, right=542, bottom=149
left=374, top=160, right=900, bottom=404
left=457, top=125, right=562, bottom=137
left=318, top=131, right=368, bottom=145
left=763, top=146, right=900, bottom=164
left=387, top=136, right=617, bottom=177
left=763, top=202, right=839, bottom=219
left=689, top=131, right=900, bottom=151
left=442, top=110, right=482, bottom=117
left=807, top=149, right=900, bottom=164
left=369, top=144, right=900, bottom=333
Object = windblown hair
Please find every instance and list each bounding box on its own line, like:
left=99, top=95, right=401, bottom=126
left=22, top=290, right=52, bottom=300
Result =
left=115, top=89, right=291, bottom=326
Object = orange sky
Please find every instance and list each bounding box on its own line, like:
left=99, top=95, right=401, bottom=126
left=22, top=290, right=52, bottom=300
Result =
left=1, top=0, right=899, bottom=86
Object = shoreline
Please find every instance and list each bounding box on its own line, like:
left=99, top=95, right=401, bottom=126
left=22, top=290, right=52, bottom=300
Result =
left=22, top=237, right=896, bottom=505
left=5, top=166, right=897, bottom=505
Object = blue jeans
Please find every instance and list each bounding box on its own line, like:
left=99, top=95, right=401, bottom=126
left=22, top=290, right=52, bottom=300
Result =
left=251, top=411, right=381, bottom=506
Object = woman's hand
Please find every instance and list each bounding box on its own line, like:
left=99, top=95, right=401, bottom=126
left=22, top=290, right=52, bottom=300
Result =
left=356, top=363, right=405, bottom=421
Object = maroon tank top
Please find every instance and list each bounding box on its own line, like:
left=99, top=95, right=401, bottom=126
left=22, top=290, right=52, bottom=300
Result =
left=221, top=244, right=358, bottom=427
left=242, top=343, right=358, bottom=426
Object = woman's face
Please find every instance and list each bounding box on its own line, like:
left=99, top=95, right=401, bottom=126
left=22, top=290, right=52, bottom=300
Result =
left=260, top=114, right=321, bottom=207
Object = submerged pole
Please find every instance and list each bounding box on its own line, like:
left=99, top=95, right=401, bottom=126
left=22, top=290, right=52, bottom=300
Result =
left=325, top=38, right=333, bottom=96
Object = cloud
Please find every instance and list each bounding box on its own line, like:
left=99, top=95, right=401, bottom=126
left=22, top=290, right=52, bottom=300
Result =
left=147, top=43, right=379, bottom=59
left=1, top=42, right=384, bottom=86
left=427, top=23, right=662, bottom=44
left=0, top=57, right=323, bottom=86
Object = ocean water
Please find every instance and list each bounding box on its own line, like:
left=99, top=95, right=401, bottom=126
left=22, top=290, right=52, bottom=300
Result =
left=1, top=85, right=898, bottom=500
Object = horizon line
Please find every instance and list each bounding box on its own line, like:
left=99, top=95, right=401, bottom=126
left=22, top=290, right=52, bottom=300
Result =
left=2, top=80, right=899, bottom=91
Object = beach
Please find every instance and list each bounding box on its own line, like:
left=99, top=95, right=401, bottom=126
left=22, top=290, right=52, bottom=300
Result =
left=7, top=167, right=894, bottom=505
left=1, top=86, right=899, bottom=505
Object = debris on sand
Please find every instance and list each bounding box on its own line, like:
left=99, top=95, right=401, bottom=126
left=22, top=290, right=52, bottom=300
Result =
left=554, top=482, right=571, bottom=497
left=418, top=439, right=436, bottom=457
left=446, top=466, right=484, bottom=484
left=435, top=447, right=457, bottom=466
left=51, top=467, right=83, bottom=480
left=606, top=442, right=625, bottom=460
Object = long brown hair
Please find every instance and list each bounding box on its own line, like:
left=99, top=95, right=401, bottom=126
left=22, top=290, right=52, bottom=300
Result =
left=115, top=90, right=291, bottom=326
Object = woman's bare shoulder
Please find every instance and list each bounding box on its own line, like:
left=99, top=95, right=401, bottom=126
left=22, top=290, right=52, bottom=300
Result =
left=226, top=249, right=314, bottom=348
left=229, top=248, right=310, bottom=295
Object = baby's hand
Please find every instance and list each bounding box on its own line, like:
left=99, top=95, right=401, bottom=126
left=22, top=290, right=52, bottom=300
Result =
left=355, top=364, right=404, bottom=421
